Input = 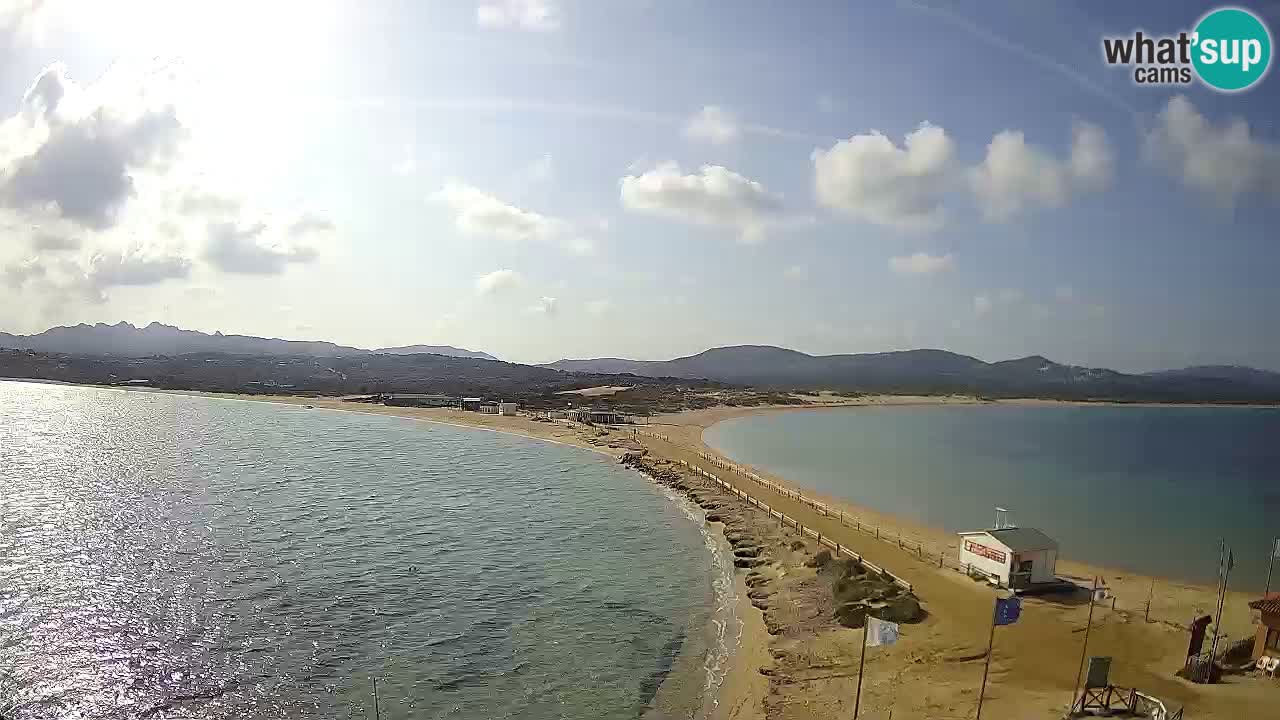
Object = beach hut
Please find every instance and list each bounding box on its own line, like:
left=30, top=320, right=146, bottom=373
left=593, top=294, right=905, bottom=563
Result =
left=957, top=527, right=1059, bottom=590
left=1248, top=593, right=1280, bottom=662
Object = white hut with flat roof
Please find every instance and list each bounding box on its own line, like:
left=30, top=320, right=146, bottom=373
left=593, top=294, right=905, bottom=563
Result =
left=957, top=526, right=1059, bottom=590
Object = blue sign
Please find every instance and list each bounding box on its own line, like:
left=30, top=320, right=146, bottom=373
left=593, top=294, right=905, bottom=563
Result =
left=995, top=597, right=1022, bottom=626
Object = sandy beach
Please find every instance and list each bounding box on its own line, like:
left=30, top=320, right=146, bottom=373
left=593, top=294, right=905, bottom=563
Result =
left=81, top=387, right=1277, bottom=718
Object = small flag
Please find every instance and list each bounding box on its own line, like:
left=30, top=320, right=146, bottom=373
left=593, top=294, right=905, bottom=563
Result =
left=866, top=616, right=900, bottom=647
left=995, top=596, right=1022, bottom=626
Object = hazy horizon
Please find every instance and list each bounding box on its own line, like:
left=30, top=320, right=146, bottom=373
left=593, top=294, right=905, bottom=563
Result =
left=2, top=2, right=1279, bottom=372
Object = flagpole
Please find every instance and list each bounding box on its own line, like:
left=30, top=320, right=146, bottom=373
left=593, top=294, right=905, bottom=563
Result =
left=1266, top=537, right=1277, bottom=598
left=1206, top=544, right=1232, bottom=682
left=854, top=619, right=870, bottom=719
left=975, top=597, right=1000, bottom=720
left=1069, top=576, right=1098, bottom=716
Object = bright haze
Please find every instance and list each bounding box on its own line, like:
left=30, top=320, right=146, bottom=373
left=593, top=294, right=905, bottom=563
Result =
left=0, top=1, right=1278, bottom=372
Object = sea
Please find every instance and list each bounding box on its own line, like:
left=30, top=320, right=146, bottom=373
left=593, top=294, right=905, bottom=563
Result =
left=0, top=380, right=738, bottom=720
left=705, top=403, right=1280, bottom=591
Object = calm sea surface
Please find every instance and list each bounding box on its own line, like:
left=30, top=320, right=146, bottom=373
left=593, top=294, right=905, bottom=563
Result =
left=705, top=404, right=1280, bottom=590
left=0, top=381, right=733, bottom=719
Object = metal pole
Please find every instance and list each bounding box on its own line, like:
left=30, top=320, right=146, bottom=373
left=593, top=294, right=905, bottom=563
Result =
left=1069, top=577, right=1098, bottom=715
left=1145, top=578, right=1155, bottom=623
left=976, top=597, right=1000, bottom=719
left=371, top=676, right=381, bottom=720
left=854, top=620, right=870, bottom=719
left=1266, top=537, right=1277, bottom=598
left=1206, top=545, right=1232, bottom=682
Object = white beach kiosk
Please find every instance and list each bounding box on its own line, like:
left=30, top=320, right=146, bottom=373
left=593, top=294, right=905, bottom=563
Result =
left=958, top=511, right=1059, bottom=590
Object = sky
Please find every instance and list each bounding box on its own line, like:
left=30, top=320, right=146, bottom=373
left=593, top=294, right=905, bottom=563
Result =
left=1, top=0, right=1278, bottom=371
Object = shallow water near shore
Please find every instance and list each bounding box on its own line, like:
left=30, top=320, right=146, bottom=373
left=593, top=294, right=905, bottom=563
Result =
left=705, top=403, right=1280, bottom=590
left=0, top=380, right=729, bottom=719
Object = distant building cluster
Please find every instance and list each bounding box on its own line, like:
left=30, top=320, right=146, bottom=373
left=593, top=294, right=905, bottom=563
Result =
left=380, top=394, right=518, bottom=415
left=375, top=394, right=632, bottom=425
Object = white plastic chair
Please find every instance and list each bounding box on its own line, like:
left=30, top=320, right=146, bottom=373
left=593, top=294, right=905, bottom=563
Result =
left=1266, top=657, right=1280, bottom=678
left=1257, top=655, right=1271, bottom=673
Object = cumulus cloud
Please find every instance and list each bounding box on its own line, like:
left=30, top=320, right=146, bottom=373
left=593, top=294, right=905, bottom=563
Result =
left=889, top=252, right=954, bottom=275
left=684, top=106, right=740, bottom=145
left=813, top=123, right=955, bottom=232
left=1144, top=95, right=1280, bottom=208
left=84, top=247, right=191, bottom=296
left=1, top=1, right=47, bottom=59
left=477, top=0, right=559, bottom=30
left=31, top=232, right=79, bottom=252
left=620, top=162, right=785, bottom=243
left=974, top=288, right=1023, bottom=316
left=969, top=122, right=1112, bottom=221
left=203, top=221, right=320, bottom=275
left=475, top=268, right=522, bottom=295
left=0, top=64, right=185, bottom=230
left=2, top=255, right=45, bottom=288
left=438, top=181, right=558, bottom=239
left=526, top=296, right=558, bottom=315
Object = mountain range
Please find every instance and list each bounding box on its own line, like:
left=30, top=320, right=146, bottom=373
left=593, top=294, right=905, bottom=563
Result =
left=545, top=345, right=1280, bottom=402
left=3, top=323, right=1279, bottom=402
left=0, top=322, right=496, bottom=361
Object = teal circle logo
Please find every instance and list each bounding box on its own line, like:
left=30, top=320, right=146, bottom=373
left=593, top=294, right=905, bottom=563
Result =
left=1192, top=7, right=1272, bottom=92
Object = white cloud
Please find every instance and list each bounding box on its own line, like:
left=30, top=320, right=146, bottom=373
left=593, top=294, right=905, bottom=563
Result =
left=2, top=255, right=45, bottom=288
left=436, top=181, right=591, bottom=254
left=526, top=295, right=558, bottom=315
left=1144, top=95, right=1280, bottom=208
left=969, top=122, right=1112, bottom=221
left=620, top=161, right=785, bottom=243
left=813, top=123, right=955, bottom=232
left=202, top=221, right=320, bottom=275
left=889, top=251, right=954, bottom=275
left=1, top=1, right=47, bottom=59
left=477, top=0, right=559, bottom=31
left=684, top=106, right=740, bottom=145
left=84, top=246, right=191, bottom=297
left=475, top=268, right=522, bottom=295
left=585, top=298, right=612, bottom=315
left=1, top=64, right=184, bottom=230
left=783, top=264, right=808, bottom=280
left=973, top=288, right=1024, bottom=316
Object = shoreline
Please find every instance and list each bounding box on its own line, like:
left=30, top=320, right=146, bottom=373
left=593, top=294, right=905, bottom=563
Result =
left=5, top=379, right=1274, bottom=717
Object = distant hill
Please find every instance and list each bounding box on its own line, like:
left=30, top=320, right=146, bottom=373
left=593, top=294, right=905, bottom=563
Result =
left=0, top=322, right=498, bottom=361
left=375, top=344, right=498, bottom=361
left=545, top=345, right=1280, bottom=403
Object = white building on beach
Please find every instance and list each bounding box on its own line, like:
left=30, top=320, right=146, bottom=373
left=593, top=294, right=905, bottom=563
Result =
left=957, top=527, right=1059, bottom=590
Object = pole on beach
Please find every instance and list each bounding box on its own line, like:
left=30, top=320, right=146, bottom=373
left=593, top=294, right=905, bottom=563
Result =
left=1144, top=578, right=1155, bottom=623
left=975, top=598, right=1000, bottom=720
left=1069, top=577, right=1098, bottom=716
left=1266, top=536, right=1278, bottom=598
left=371, top=676, right=381, bottom=720
left=854, top=619, right=870, bottom=719
left=1206, top=540, right=1232, bottom=682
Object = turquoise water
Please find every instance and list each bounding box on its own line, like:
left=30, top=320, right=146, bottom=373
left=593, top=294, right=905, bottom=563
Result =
left=0, top=381, right=731, bottom=719
left=705, top=404, right=1280, bottom=590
